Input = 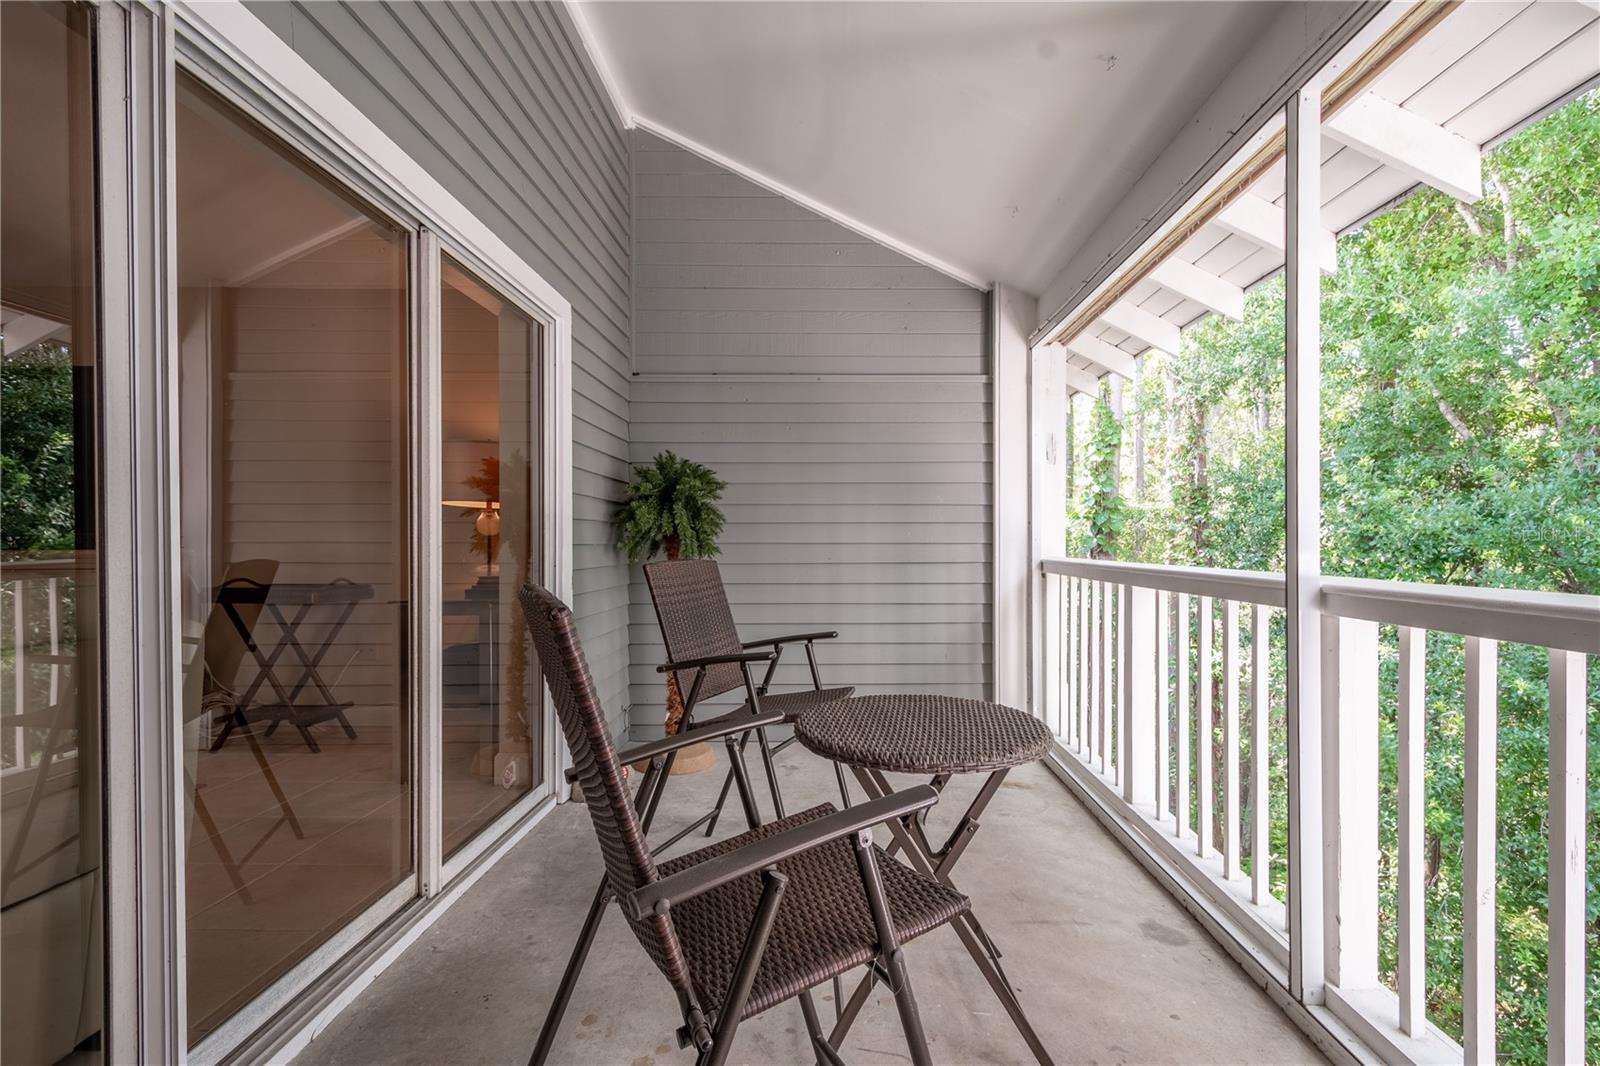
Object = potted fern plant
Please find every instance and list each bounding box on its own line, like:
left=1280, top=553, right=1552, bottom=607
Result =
left=614, top=451, right=727, bottom=772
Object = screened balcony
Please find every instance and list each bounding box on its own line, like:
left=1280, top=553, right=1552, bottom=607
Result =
left=3, top=2, right=1595, bottom=1065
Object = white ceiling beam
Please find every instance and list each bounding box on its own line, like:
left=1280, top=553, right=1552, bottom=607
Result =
left=1149, top=258, right=1245, bottom=321
left=1216, top=194, right=1338, bottom=274
left=1061, top=362, right=1103, bottom=396
left=1325, top=91, right=1482, bottom=203
left=2, top=314, right=68, bottom=356
left=1065, top=332, right=1141, bottom=378
left=1097, top=299, right=1181, bottom=356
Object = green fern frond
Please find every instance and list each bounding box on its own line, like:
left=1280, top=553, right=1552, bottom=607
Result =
left=613, top=450, right=728, bottom=562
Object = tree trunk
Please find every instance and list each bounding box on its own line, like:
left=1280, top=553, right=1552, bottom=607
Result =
left=1133, top=356, right=1146, bottom=504
left=1109, top=375, right=1125, bottom=503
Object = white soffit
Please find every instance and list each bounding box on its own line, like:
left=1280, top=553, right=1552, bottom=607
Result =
left=575, top=0, right=1284, bottom=292
left=1058, top=0, right=1599, bottom=385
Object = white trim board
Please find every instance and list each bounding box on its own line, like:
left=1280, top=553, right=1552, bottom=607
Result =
left=560, top=2, right=987, bottom=291
left=632, top=116, right=989, bottom=292
left=563, top=0, right=634, bottom=132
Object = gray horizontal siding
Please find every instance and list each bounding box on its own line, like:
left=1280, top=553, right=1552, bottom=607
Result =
left=251, top=0, right=633, bottom=730
left=628, top=130, right=992, bottom=732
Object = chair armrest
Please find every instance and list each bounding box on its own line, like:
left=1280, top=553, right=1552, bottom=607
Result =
left=565, top=707, right=787, bottom=784
left=656, top=649, right=776, bottom=674
left=740, top=630, right=838, bottom=649
left=620, top=785, right=939, bottom=920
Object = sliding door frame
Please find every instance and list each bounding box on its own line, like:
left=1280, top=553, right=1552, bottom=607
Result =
left=96, top=1, right=574, bottom=1060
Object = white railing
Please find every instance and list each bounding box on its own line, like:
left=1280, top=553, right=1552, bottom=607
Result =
left=1, top=557, right=82, bottom=779
left=1040, top=557, right=1597, bottom=1065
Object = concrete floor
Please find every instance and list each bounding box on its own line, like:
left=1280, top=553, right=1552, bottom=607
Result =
left=292, top=745, right=1323, bottom=1066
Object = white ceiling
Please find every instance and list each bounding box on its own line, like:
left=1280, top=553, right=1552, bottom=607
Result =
left=580, top=1, right=1285, bottom=293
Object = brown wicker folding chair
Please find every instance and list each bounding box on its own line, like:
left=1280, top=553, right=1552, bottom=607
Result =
left=644, top=559, right=855, bottom=835
left=520, top=582, right=968, bottom=1066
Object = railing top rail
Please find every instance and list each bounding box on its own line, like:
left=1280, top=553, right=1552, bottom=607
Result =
left=1041, top=558, right=1599, bottom=655
left=1042, top=557, right=1286, bottom=607
left=1, top=555, right=85, bottom=578
left=1321, top=575, right=1600, bottom=655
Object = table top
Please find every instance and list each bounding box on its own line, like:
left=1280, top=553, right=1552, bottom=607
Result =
left=216, top=578, right=374, bottom=606
left=794, top=693, right=1053, bottom=775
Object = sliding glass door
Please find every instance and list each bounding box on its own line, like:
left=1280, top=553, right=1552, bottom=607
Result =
left=5, top=6, right=569, bottom=1055
left=438, top=255, right=543, bottom=859
left=173, top=73, right=414, bottom=1047
left=1, top=3, right=104, bottom=1062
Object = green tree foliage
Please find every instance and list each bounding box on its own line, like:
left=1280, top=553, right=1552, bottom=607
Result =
left=1, top=342, right=78, bottom=555
left=613, top=450, right=727, bottom=562
left=1072, top=91, right=1600, bottom=1062
left=1075, top=388, right=1127, bottom=558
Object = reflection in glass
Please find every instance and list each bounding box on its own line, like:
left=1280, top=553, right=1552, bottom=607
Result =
left=440, top=256, right=542, bottom=858
left=175, top=73, right=412, bottom=1045
left=1, top=3, right=104, bottom=1062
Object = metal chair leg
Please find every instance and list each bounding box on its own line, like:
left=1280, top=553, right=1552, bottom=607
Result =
left=797, top=990, right=834, bottom=1066
left=702, top=868, right=787, bottom=1066
left=703, top=763, right=737, bottom=837
left=528, top=879, right=611, bottom=1066
left=724, top=735, right=763, bottom=830
left=754, top=726, right=786, bottom=819
left=849, top=829, right=932, bottom=1066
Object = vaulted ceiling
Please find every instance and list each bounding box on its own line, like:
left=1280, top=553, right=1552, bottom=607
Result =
left=578, top=1, right=1285, bottom=293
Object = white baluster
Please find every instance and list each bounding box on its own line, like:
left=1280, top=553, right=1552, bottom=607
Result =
left=1322, top=615, right=1379, bottom=990
left=1397, top=626, right=1425, bottom=1034
left=1123, top=585, right=1155, bottom=806
left=1197, top=596, right=1213, bottom=858
left=1156, top=591, right=1171, bottom=822
left=1251, top=603, right=1270, bottom=904
left=1176, top=592, right=1191, bottom=839
left=1462, top=636, right=1496, bottom=1064
left=1044, top=574, right=1061, bottom=737
left=1224, top=599, right=1240, bottom=879
left=1101, top=584, right=1114, bottom=775
left=1088, top=581, right=1100, bottom=766
left=1063, top=577, right=1075, bottom=745
left=1546, top=648, right=1584, bottom=1066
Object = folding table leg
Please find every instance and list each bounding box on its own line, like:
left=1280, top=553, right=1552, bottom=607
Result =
left=849, top=764, right=1054, bottom=1066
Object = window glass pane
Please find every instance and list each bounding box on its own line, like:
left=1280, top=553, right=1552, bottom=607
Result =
left=440, top=255, right=542, bottom=858
left=1, top=3, right=104, bottom=1062
left=174, top=72, right=412, bottom=1045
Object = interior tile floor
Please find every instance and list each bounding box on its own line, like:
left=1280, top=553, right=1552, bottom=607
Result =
left=290, top=739, right=1322, bottom=1065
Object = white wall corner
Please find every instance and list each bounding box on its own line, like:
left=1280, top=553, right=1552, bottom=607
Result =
left=992, top=284, right=1036, bottom=711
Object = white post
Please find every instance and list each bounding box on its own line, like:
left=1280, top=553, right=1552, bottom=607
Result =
left=1028, top=340, right=1067, bottom=721
left=1462, top=636, right=1497, bottom=1064
left=1284, top=81, right=1326, bottom=1005
left=994, top=286, right=1037, bottom=711
left=1122, top=585, right=1156, bottom=806
left=1321, top=614, right=1379, bottom=990
left=1546, top=648, right=1586, bottom=1066
left=1397, top=626, right=1426, bottom=1035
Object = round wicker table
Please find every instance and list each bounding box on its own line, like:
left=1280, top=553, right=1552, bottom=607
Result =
left=794, top=694, right=1055, bottom=1065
